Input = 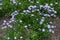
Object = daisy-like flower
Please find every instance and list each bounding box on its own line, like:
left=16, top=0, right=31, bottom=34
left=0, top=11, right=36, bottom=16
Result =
left=54, top=11, right=57, bottom=13
left=50, top=3, right=53, bottom=6
left=14, top=36, right=17, bottom=39
left=20, top=36, right=23, bottom=39
left=24, top=25, right=28, bottom=28
left=7, top=37, right=10, bottom=40
left=19, top=20, right=23, bottom=23
left=40, top=21, right=43, bottom=24
left=55, top=2, right=58, bottom=4
left=19, top=2, right=21, bottom=4
left=28, top=24, right=31, bottom=26
left=49, top=22, right=53, bottom=24
left=42, top=29, right=45, bottom=32
left=36, top=1, right=39, bottom=3
left=31, top=14, right=34, bottom=16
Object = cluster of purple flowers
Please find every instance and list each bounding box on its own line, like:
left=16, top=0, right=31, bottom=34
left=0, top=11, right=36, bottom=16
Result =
left=1, top=11, right=18, bottom=29
left=39, top=17, right=45, bottom=24
left=22, top=4, right=57, bottom=18
left=1, top=2, right=58, bottom=34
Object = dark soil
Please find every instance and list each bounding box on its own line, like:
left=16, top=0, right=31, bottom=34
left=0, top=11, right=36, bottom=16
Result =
left=50, top=17, right=60, bottom=40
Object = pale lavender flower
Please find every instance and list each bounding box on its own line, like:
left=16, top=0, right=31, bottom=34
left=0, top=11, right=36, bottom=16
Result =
left=43, top=4, right=50, bottom=10
left=28, top=5, right=33, bottom=10
left=49, top=22, right=53, bottom=24
left=51, top=30, right=54, bottom=33
left=51, top=25, right=56, bottom=28
left=12, top=0, right=17, bottom=4
left=39, top=5, right=43, bottom=9
left=51, top=14, right=54, bottom=16
left=23, top=10, right=30, bottom=13
left=8, top=25, right=12, bottom=28
left=11, top=11, right=18, bottom=16
left=28, top=5, right=36, bottom=10
left=3, top=20, right=6, bottom=23
left=43, top=14, right=48, bottom=16
left=38, top=28, right=41, bottom=31
left=9, top=21, right=12, bottom=23
left=41, top=19, right=44, bottom=22
left=2, top=26, right=7, bottom=29
left=40, top=21, right=43, bottom=24
left=2, top=23, right=6, bottom=25
left=47, top=25, right=51, bottom=28
left=6, top=23, right=9, bottom=25
left=49, top=29, right=52, bottom=32
left=11, top=19, right=15, bottom=22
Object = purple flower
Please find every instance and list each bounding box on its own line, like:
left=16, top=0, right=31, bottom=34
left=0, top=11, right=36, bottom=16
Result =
left=23, top=10, right=30, bottom=13
left=28, top=5, right=36, bottom=10
left=47, top=25, right=51, bottom=28
left=3, top=20, right=6, bottom=23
